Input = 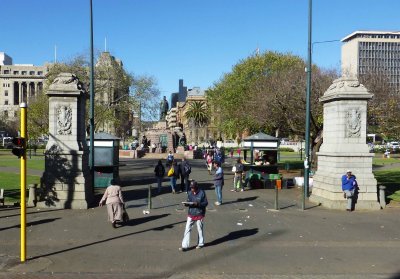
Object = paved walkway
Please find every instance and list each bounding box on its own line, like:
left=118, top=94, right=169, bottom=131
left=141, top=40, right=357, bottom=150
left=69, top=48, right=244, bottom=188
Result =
left=0, top=158, right=399, bottom=278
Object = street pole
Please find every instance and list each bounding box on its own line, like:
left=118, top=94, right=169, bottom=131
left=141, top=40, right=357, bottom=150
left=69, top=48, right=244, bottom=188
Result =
left=303, top=0, right=312, bottom=210
left=89, top=0, right=95, bottom=188
left=20, top=102, right=27, bottom=262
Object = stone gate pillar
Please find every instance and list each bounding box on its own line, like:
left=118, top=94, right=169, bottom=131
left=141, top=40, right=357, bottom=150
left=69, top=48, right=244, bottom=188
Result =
left=38, top=73, right=93, bottom=209
left=310, top=77, right=380, bottom=210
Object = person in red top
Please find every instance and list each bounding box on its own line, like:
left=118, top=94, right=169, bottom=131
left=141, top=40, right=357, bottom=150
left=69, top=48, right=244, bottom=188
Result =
left=179, top=180, right=208, bottom=251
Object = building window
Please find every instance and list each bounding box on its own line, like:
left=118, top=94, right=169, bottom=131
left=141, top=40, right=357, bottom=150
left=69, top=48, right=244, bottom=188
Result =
left=29, top=71, right=35, bottom=75
left=21, top=71, right=27, bottom=75
left=13, top=71, right=19, bottom=75
left=5, top=90, right=8, bottom=96
left=3, top=70, right=9, bottom=74
left=37, top=71, right=43, bottom=75
left=4, top=100, right=8, bottom=105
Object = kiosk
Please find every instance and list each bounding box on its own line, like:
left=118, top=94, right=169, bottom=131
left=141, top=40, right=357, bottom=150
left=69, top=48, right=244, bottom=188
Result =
left=87, top=132, right=120, bottom=188
left=242, top=132, right=280, bottom=188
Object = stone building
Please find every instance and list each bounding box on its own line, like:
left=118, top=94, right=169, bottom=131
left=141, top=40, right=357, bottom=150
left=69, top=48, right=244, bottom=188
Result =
left=0, top=52, right=48, bottom=120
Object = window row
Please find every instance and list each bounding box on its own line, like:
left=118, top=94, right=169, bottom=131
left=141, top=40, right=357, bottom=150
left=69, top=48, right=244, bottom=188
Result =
left=2, top=70, right=43, bottom=75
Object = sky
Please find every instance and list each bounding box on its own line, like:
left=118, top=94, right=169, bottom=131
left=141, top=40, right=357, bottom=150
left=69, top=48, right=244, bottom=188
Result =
left=2, top=0, right=400, bottom=100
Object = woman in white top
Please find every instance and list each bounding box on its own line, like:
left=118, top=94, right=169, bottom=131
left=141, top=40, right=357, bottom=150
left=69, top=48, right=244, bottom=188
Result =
left=99, top=179, right=124, bottom=228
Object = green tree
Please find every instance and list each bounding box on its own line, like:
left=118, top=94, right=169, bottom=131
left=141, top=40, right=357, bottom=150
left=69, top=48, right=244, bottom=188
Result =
left=27, top=91, right=48, bottom=140
left=185, top=100, right=209, bottom=143
left=360, top=71, right=400, bottom=140
left=28, top=52, right=160, bottom=140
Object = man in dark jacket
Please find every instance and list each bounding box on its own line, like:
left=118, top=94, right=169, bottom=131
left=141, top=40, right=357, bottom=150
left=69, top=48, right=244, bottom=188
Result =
left=179, top=157, right=191, bottom=193
left=154, top=160, right=165, bottom=194
left=179, top=180, right=208, bottom=251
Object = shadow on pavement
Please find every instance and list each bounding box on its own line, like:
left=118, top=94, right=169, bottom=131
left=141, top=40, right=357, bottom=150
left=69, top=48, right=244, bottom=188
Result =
left=222, top=196, right=259, bottom=205
left=0, top=218, right=61, bottom=232
left=206, top=228, right=259, bottom=247
left=0, top=208, right=65, bottom=220
left=125, top=213, right=170, bottom=226
left=29, top=216, right=185, bottom=261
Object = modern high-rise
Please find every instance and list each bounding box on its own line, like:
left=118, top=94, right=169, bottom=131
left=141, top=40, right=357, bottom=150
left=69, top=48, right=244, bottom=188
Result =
left=341, top=30, right=400, bottom=92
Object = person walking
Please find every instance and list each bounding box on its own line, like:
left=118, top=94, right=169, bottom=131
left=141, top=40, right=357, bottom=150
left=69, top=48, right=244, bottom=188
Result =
left=213, top=161, right=224, bottom=205
left=168, top=160, right=180, bottom=194
left=179, top=157, right=191, bottom=193
left=99, top=179, right=125, bottom=228
left=154, top=160, right=165, bottom=194
left=179, top=180, right=208, bottom=251
left=231, top=158, right=244, bottom=192
left=166, top=151, right=174, bottom=167
left=206, top=152, right=213, bottom=175
left=341, top=170, right=357, bottom=211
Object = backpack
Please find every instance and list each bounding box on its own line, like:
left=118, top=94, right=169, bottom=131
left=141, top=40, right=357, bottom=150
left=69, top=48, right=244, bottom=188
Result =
left=184, top=163, right=191, bottom=175
left=167, top=154, right=174, bottom=162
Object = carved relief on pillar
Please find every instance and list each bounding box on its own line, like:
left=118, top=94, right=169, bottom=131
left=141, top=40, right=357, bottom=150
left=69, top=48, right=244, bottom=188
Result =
left=345, top=108, right=361, bottom=138
left=57, top=105, right=72, bottom=135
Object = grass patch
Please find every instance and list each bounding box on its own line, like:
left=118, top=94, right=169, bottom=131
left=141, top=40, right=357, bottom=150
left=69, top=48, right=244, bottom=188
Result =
left=373, top=168, right=400, bottom=202
left=0, top=172, right=41, bottom=203
left=0, top=154, right=45, bottom=170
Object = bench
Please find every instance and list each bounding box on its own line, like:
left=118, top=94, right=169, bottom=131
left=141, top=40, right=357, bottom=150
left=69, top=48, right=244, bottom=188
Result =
left=0, top=188, right=4, bottom=206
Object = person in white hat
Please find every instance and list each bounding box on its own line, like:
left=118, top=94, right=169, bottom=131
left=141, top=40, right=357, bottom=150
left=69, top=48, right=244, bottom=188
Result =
left=341, top=170, right=358, bottom=211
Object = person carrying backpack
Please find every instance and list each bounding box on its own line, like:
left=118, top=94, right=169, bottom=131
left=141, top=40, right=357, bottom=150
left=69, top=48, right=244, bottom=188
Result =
left=179, top=157, right=192, bottom=193
left=154, top=160, right=165, bottom=194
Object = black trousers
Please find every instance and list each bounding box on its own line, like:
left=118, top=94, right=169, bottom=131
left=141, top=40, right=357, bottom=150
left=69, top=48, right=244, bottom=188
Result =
left=180, top=175, right=190, bottom=192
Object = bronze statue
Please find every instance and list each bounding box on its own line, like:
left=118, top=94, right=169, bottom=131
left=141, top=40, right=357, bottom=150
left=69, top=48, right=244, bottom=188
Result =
left=160, top=96, right=169, bottom=121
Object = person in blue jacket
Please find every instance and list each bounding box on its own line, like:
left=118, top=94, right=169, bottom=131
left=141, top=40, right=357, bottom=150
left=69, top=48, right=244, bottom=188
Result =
left=179, top=180, right=208, bottom=251
left=341, top=170, right=357, bottom=211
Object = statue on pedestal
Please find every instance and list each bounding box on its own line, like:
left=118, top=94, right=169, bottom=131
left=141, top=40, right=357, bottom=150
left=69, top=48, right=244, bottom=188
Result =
left=160, top=96, right=169, bottom=121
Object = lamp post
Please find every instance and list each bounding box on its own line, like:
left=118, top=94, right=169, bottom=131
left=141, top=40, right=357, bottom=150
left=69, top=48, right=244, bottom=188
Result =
left=303, top=0, right=312, bottom=210
left=89, top=0, right=95, bottom=188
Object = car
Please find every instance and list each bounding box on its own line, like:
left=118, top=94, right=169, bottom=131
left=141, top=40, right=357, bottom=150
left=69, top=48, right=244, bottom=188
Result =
left=389, top=142, right=399, bottom=149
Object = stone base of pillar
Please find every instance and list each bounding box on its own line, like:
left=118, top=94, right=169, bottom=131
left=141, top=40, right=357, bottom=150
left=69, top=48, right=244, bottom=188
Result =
left=36, top=178, right=93, bottom=209
left=309, top=194, right=381, bottom=210
left=310, top=152, right=380, bottom=211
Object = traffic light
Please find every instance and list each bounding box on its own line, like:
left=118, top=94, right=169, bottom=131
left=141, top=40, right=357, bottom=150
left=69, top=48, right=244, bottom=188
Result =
left=11, top=137, right=25, bottom=158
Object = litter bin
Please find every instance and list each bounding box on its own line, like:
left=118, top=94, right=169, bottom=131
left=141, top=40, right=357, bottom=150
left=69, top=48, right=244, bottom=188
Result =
left=88, top=132, right=120, bottom=188
left=269, top=174, right=282, bottom=190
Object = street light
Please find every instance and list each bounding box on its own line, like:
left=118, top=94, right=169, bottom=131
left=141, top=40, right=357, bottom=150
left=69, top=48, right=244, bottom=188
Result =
left=89, top=0, right=95, bottom=188
left=303, top=0, right=312, bottom=210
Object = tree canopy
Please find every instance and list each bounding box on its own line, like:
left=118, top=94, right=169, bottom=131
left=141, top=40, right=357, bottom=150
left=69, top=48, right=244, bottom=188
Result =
left=207, top=51, right=338, bottom=143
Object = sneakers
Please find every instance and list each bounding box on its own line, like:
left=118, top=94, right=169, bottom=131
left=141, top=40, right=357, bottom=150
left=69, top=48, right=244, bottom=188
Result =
left=214, top=201, right=221, bottom=206
left=178, top=247, right=187, bottom=252
left=240, top=189, right=244, bottom=192
left=230, top=189, right=236, bottom=192
left=196, top=245, right=204, bottom=249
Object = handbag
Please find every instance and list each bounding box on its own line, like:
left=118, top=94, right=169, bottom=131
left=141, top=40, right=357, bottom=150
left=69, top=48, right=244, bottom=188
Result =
left=122, top=204, right=129, bottom=223
left=167, top=167, right=174, bottom=177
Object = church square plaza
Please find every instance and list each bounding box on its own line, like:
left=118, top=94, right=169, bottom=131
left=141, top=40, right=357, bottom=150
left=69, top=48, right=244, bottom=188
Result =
left=0, top=157, right=399, bottom=279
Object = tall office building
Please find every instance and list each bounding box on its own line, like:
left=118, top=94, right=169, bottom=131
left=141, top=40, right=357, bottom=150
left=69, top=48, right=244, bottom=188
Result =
left=341, top=30, right=400, bottom=93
